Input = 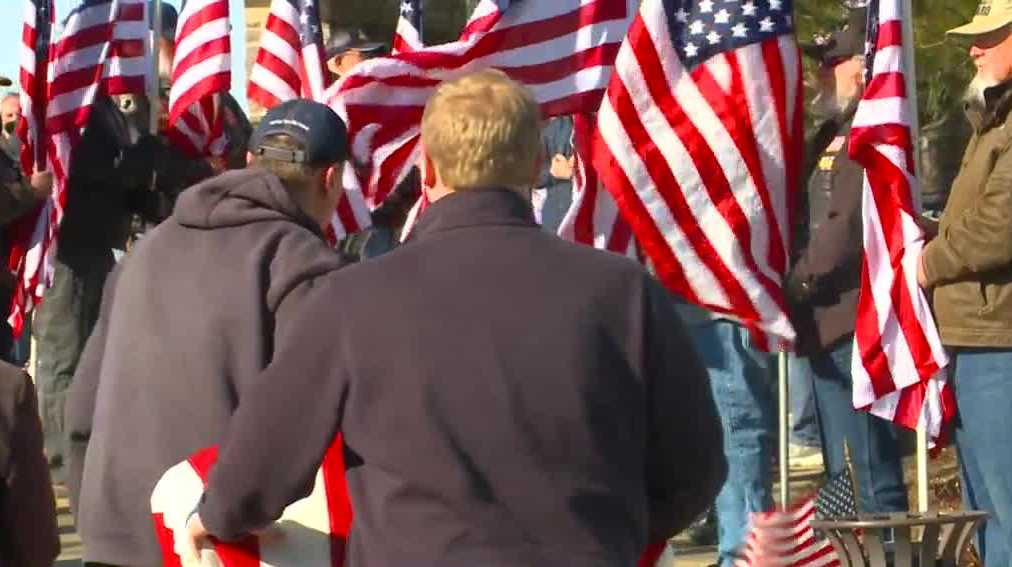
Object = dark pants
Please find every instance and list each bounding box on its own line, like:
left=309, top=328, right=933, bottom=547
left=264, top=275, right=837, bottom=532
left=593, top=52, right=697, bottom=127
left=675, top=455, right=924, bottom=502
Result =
left=33, top=253, right=113, bottom=473
left=798, top=337, right=909, bottom=513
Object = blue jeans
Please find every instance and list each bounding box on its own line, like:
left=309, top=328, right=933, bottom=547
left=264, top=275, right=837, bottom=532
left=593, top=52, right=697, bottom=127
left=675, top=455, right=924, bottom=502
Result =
left=799, top=338, right=908, bottom=513
left=690, top=319, right=774, bottom=566
left=788, top=354, right=821, bottom=448
left=951, top=348, right=1012, bottom=567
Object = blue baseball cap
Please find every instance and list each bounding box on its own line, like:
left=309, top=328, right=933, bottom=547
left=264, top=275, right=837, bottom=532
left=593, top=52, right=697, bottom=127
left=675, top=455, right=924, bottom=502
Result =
left=250, top=99, right=349, bottom=166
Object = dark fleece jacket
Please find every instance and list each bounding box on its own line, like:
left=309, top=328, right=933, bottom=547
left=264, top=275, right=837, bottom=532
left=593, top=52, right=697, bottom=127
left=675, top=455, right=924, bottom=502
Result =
left=65, top=168, right=346, bottom=566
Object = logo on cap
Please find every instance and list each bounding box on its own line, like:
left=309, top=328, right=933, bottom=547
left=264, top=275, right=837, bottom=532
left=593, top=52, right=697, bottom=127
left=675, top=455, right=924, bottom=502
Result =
left=979, top=1, right=992, bottom=15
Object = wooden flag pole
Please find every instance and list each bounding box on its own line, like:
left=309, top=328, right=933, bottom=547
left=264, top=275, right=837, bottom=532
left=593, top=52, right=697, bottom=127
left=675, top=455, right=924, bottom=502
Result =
left=897, top=0, right=930, bottom=514
left=149, top=0, right=163, bottom=135
left=778, top=350, right=790, bottom=510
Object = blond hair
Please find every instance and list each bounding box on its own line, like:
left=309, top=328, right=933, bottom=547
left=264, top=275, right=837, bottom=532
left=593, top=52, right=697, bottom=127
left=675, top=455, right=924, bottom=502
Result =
left=420, top=69, right=541, bottom=190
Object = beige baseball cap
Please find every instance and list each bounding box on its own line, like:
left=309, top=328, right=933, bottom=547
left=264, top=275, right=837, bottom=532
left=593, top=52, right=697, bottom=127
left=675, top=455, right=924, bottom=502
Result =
left=948, top=0, right=1012, bottom=36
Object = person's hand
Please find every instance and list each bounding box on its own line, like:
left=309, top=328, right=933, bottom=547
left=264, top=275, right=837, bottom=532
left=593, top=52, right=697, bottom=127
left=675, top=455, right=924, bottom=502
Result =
left=915, top=213, right=940, bottom=241
left=917, top=251, right=929, bottom=289
left=550, top=154, right=575, bottom=181
left=29, top=170, right=53, bottom=198
left=179, top=512, right=210, bottom=565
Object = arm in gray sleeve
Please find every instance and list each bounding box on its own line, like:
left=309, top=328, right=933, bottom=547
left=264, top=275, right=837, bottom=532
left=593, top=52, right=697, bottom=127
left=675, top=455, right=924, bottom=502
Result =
left=198, top=275, right=349, bottom=541
left=642, top=278, right=726, bottom=543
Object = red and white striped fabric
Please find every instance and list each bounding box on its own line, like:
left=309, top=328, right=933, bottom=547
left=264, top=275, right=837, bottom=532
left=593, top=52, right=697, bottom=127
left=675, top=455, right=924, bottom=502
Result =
left=327, top=0, right=636, bottom=213
left=558, top=113, right=637, bottom=258
left=734, top=498, right=840, bottom=567
left=247, top=0, right=329, bottom=109
left=152, top=442, right=353, bottom=567
left=590, top=0, right=802, bottom=351
left=848, top=0, right=953, bottom=444
left=18, top=0, right=53, bottom=176
left=7, top=0, right=149, bottom=334
left=391, top=0, right=423, bottom=55
left=166, top=0, right=231, bottom=157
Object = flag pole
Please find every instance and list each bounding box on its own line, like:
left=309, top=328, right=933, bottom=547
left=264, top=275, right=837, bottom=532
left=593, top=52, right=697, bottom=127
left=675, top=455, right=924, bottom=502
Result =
left=778, top=350, right=790, bottom=510
left=897, top=0, right=929, bottom=514
left=149, top=0, right=163, bottom=135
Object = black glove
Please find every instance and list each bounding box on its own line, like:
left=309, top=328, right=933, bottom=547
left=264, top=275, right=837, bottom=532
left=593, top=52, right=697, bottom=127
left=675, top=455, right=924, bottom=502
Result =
left=118, top=134, right=164, bottom=191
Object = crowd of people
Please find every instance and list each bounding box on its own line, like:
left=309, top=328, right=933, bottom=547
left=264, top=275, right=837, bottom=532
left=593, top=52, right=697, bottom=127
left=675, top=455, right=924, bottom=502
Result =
left=2, top=1, right=1012, bottom=566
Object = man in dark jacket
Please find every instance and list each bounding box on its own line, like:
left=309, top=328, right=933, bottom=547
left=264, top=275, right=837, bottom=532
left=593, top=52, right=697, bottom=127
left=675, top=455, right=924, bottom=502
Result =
left=0, top=360, right=59, bottom=567
left=66, top=99, right=349, bottom=567
left=185, top=69, right=725, bottom=567
left=789, top=8, right=908, bottom=515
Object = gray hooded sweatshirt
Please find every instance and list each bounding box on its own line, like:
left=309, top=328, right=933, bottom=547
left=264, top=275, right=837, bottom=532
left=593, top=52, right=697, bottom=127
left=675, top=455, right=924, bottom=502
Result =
left=66, top=168, right=346, bottom=566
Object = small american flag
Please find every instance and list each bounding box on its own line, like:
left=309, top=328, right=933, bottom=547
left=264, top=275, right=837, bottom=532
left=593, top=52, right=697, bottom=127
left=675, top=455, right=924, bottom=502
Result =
left=814, top=471, right=858, bottom=520
left=328, top=0, right=635, bottom=214
left=734, top=472, right=855, bottom=567
left=248, top=0, right=330, bottom=108
left=558, top=113, right=637, bottom=258
left=392, top=0, right=423, bottom=55
left=166, top=0, right=231, bottom=158
left=848, top=0, right=953, bottom=444
left=591, top=0, right=802, bottom=351
left=6, top=0, right=149, bottom=335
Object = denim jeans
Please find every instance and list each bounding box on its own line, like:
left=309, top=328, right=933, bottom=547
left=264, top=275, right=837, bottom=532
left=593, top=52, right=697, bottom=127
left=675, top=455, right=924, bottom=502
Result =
left=689, top=319, right=774, bottom=566
left=798, top=337, right=908, bottom=513
left=788, top=354, right=821, bottom=448
left=951, top=348, right=1012, bottom=567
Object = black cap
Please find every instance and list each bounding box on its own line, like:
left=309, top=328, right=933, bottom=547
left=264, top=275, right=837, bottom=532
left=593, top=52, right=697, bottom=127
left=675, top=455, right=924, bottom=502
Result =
left=149, top=1, right=179, bottom=39
left=325, top=29, right=386, bottom=61
left=250, top=99, right=349, bottom=166
left=800, top=6, right=868, bottom=64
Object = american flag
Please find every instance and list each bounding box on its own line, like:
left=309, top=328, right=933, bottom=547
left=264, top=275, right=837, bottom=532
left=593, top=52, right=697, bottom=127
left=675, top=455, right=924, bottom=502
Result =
left=18, top=0, right=54, bottom=175
left=166, top=0, right=231, bottom=158
left=248, top=0, right=330, bottom=109
left=590, top=0, right=802, bottom=351
left=734, top=472, right=854, bottom=567
left=848, top=0, right=953, bottom=443
left=558, top=113, right=637, bottom=258
left=392, top=0, right=423, bottom=55
left=152, top=443, right=353, bottom=567
left=7, top=0, right=149, bottom=334
left=328, top=0, right=636, bottom=214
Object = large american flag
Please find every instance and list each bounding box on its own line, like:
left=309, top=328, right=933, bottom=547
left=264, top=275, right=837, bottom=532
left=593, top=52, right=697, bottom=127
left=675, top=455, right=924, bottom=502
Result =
left=591, top=0, right=801, bottom=351
left=152, top=443, right=353, bottom=567
left=18, top=0, right=54, bottom=176
left=327, top=0, right=636, bottom=212
left=166, top=0, right=231, bottom=158
left=392, top=0, right=423, bottom=55
left=848, top=0, right=953, bottom=443
left=558, top=113, right=637, bottom=258
left=248, top=0, right=330, bottom=108
left=7, top=0, right=149, bottom=334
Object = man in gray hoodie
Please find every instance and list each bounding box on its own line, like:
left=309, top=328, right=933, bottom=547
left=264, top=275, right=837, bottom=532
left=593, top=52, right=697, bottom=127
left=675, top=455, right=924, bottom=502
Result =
left=65, top=99, right=349, bottom=567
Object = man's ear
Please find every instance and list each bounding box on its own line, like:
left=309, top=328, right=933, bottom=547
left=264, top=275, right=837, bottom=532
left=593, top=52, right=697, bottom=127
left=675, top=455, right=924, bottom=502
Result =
left=325, top=163, right=346, bottom=198
left=246, top=152, right=254, bottom=165
left=419, top=144, right=437, bottom=189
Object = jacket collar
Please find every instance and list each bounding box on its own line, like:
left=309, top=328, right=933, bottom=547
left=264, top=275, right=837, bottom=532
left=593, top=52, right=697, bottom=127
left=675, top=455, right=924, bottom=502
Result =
left=965, top=80, right=1012, bottom=133
left=409, top=188, right=537, bottom=241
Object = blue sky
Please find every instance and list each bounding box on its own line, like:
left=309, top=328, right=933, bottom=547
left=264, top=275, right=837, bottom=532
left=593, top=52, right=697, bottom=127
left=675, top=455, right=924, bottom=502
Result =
left=0, top=0, right=248, bottom=109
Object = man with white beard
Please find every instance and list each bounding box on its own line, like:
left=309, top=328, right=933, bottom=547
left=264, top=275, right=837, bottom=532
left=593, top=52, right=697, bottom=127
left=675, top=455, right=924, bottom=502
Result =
left=787, top=4, right=910, bottom=518
left=918, top=2, right=1012, bottom=564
